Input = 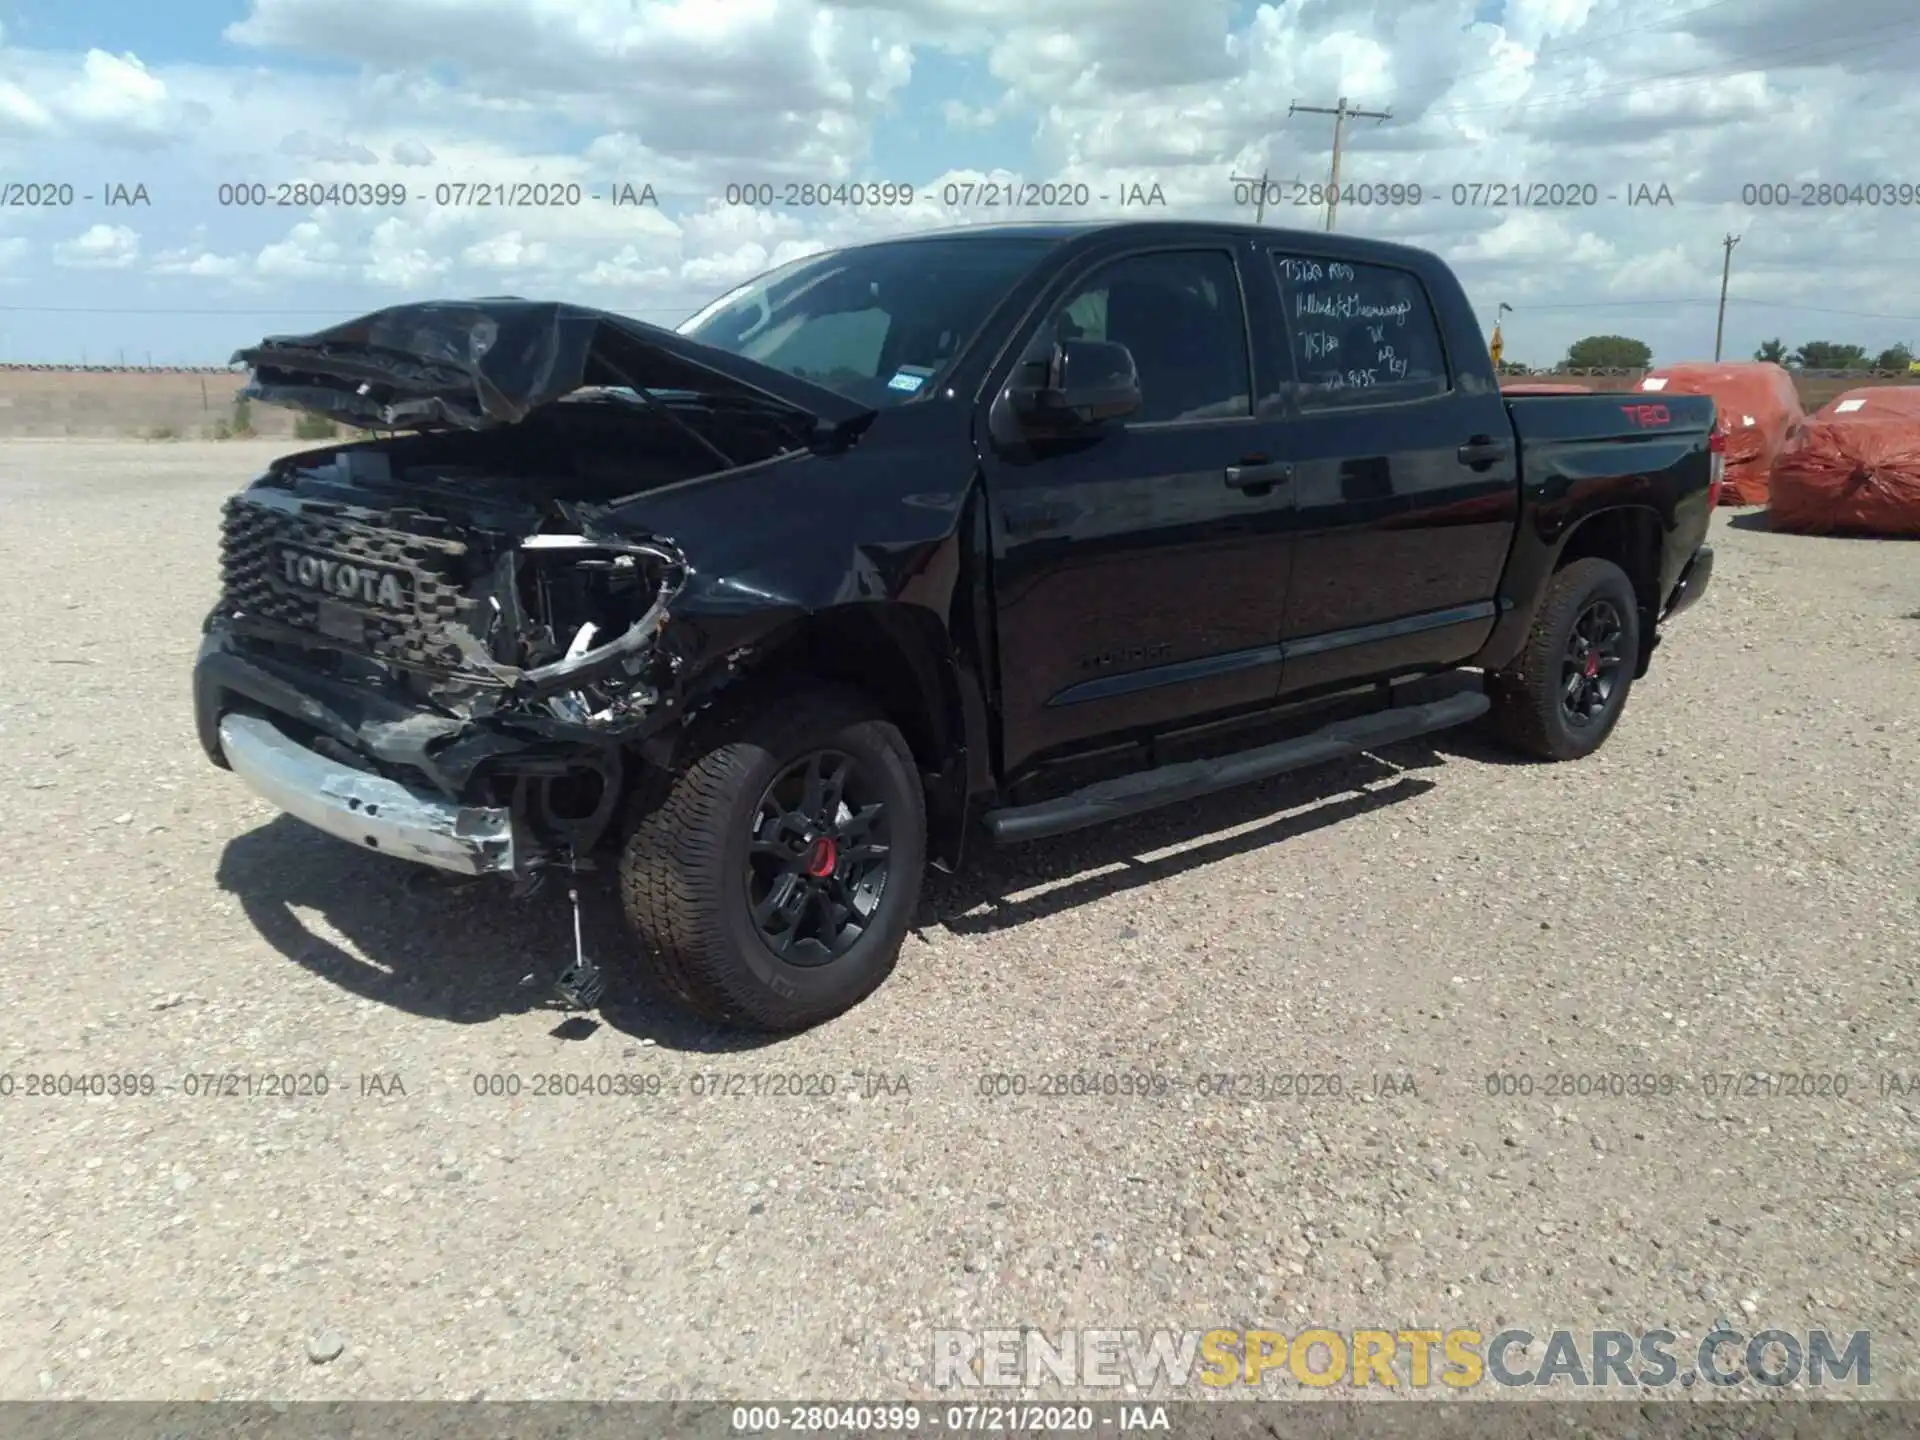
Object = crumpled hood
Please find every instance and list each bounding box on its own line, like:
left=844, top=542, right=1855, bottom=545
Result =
left=232, top=297, right=876, bottom=433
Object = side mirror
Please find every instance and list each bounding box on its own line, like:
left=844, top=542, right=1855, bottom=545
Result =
left=998, top=339, right=1141, bottom=441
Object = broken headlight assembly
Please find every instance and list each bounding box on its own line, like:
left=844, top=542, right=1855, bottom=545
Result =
left=493, top=530, right=690, bottom=727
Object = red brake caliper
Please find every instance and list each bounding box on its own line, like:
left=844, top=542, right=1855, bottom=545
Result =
left=805, top=836, right=838, bottom=878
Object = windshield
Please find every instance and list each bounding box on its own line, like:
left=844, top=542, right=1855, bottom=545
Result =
left=676, top=236, right=1059, bottom=408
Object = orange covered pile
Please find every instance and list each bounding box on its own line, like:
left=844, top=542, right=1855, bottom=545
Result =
left=1770, top=394, right=1920, bottom=537
left=1813, top=385, right=1920, bottom=421
left=1637, top=362, right=1805, bottom=506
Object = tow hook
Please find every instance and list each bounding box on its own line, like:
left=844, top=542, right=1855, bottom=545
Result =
left=550, top=851, right=606, bottom=1010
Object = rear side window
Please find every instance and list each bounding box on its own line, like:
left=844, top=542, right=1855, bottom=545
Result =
left=1270, top=254, right=1450, bottom=409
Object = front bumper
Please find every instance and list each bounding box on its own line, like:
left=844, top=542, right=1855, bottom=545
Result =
left=217, top=711, right=519, bottom=876
left=1662, top=542, right=1714, bottom=621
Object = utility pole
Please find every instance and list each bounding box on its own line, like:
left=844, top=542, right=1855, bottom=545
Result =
left=1713, top=233, right=1740, bottom=362
left=1229, top=168, right=1275, bottom=223
left=1289, top=95, right=1391, bottom=231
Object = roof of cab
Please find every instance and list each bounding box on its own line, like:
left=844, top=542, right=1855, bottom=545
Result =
left=834, top=218, right=1444, bottom=268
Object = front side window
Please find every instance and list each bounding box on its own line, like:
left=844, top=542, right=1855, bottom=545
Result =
left=1026, top=250, right=1252, bottom=424
left=1270, top=254, right=1450, bottom=408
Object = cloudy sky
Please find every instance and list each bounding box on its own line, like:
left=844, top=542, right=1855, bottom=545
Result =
left=1, top=0, right=1916, bottom=367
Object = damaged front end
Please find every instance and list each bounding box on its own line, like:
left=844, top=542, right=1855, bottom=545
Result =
left=198, top=472, right=695, bottom=878
left=196, top=298, right=871, bottom=881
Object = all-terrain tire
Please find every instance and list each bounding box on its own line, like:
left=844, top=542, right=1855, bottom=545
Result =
left=620, top=685, right=926, bottom=1031
left=1486, top=557, right=1642, bottom=762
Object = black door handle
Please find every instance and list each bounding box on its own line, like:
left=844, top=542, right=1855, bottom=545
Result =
left=1458, top=436, right=1510, bottom=469
left=1226, top=460, right=1294, bottom=489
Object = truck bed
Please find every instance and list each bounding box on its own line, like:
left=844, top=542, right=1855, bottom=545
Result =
left=1504, top=390, right=1717, bottom=511
left=1481, top=389, right=1718, bottom=675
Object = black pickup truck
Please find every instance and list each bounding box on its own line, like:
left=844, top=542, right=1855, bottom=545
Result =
left=195, top=220, right=1717, bottom=1030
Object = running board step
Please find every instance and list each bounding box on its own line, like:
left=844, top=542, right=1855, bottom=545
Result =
left=981, top=688, right=1489, bottom=844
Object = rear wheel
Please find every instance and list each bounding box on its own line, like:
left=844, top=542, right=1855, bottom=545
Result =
left=620, top=686, right=926, bottom=1031
left=1487, top=557, right=1641, bottom=761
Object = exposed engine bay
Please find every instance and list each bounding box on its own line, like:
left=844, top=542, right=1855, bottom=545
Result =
left=204, top=394, right=810, bottom=870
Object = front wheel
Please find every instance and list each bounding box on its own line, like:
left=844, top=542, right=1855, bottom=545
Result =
left=620, top=685, right=926, bottom=1031
left=1486, top=557, right=1641, bottom=761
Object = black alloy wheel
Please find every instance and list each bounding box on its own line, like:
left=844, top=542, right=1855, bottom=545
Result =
left=745, top=748, right=892, bottom=965
left=621, top=684, right=926, bottom=1030
left=1484, top=556, right=1641, bottom=762
left=1561, top=597, right=1628, bottom=727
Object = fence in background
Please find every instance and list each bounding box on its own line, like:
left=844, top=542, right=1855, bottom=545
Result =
left=0, top=363, right=245, bottom=373
left=0, top=367, right=294, bottom=437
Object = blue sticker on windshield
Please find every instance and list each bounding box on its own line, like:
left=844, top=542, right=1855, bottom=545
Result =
left=887, top=370, right=927, bottom=393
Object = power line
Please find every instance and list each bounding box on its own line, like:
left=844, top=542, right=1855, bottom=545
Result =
left=1714, top=232, right=1741, bottom=361
left=1728, top=298, right=1920, bottom=323
left=1287, top=96, right=1392, bottom=231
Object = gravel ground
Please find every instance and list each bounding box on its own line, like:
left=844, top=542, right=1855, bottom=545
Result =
left=0, top=439, right=1915, bottom=1403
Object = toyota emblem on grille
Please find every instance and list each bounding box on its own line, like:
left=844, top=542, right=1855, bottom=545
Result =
left=280, top=549, right=407, bottom=609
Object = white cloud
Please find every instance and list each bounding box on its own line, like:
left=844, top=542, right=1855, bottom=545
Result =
left=225, top=0, right=918, bottom=171
left=0, top=79, right=53, bottom=135
left=65, top=50, right=166, bottom=120
left=364, top=214, right=450, bottom=288
left=575, top=246, right=675, bottom=292
left=461, top=231, right=552, bottom=272
left=678, top=242, right=773, bottom=291
left=280, top=128, right=380, bottom=164
left=150, top=244, right=247, bottom=277
left=0, top=0, right=1912, bottom=366
left=52, top=223, right=140, bottom=269
left=939, top=98, right=1000, bottom=130
left=254, top=220, right=343, bottom=279
left=57, top=50, right=181, bottom=145
left=0, top=44, right=211, bottom=149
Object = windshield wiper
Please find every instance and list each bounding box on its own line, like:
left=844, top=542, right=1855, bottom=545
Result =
left=575, top=361, right=740, bottom=470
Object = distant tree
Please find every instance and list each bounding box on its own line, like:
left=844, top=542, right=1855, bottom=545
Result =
left=1753, top=338, right=1788, bottom=363
left=1789, top=341, right=1870, bottom=370
left=1564, top=334, right=1652, bottom=370
left=1497, top=359, right=1530, bottom=375
left=1874, top=343, right=1913, bottom=372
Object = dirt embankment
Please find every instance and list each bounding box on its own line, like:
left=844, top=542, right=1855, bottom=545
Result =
left=1532, top=371, right=1914, bottom=410
left=0, top=369, right=302, bottom=438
